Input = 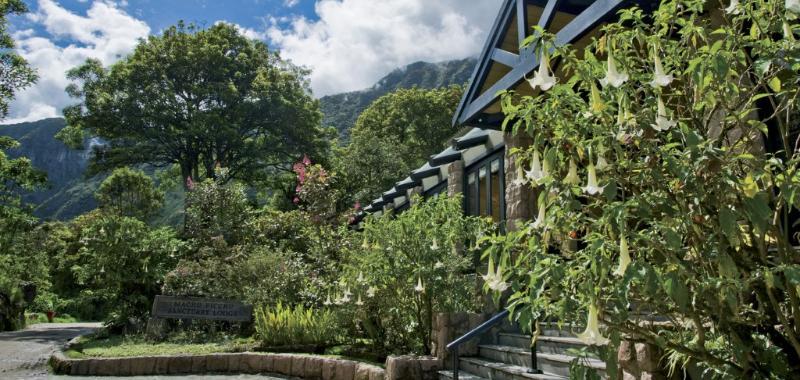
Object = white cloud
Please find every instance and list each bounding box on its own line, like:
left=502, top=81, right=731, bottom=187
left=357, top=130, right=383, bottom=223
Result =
left=284, top=0, right=300, bottom=8
left=4, top=0, right=149, bottom=124
left=267, top=0, right=501, bottom=97
left=215, top=20, right=267, bottom=41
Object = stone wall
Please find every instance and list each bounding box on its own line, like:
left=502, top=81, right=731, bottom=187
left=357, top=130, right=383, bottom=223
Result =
left=503, top=134, right=537, bottom=232
left=447, top=160, right=465, bottom=196
left=385, top=355, right=442, bottom=380
left=618, top=342, right=670, bottom=380
left=430, top=312, right=489, bottom=367
left=50, top=352, right=385, bottom=379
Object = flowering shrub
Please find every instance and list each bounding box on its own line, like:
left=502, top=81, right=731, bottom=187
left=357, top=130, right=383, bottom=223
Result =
left=334, top=195, right=493, bottom=355
left=487, top=0, right=800, bottom=377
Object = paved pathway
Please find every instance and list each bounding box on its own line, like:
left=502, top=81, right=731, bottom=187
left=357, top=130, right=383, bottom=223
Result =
left=0, top=323, right=102, bottom=380
left=0, top=323, right=285, bottom=379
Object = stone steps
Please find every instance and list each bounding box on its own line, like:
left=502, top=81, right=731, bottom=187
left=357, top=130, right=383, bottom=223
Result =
left=478, top=345, right=606, bottom=378
left=497, top=333, right=590, bottom=355
left=458, top=357, right=566, bottom=380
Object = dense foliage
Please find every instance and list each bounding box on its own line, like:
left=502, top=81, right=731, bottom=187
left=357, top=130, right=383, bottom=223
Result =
left=486, top=0, right=800, bottom=378
left=334, top=86, right=463, bottom=204
left=60, top=22, right=329, bottom=187
left=96, top=167, right=164, bottom=220
left=254, top=303, right=343, bottom=348
left=334, top=195, right=493, bottom=355
left=0, top=0, right=36, bottom=119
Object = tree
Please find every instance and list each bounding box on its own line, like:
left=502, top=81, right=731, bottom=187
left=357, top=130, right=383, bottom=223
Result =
left=96, top=167, right=164, bottom=220
left=0, top=0, right=36, bottom=119
left=487, top=1, right=800, bottom=378
left=335, top=86, right=463, bottom=204
left=61, top=22, right=328, bottom=188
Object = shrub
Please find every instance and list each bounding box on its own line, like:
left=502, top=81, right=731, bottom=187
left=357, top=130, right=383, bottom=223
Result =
left=335, top=195, right=493, bottom=355
left=254, top=303, right=343, bottom=348
left=489, top=0, right=800, bottom=378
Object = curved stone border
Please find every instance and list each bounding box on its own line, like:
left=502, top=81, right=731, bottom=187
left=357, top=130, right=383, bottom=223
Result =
left=50, top=351, right=385, bottom=379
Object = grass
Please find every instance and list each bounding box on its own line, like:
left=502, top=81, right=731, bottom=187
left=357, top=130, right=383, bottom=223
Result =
left=65, top=332, right=258, bottom=359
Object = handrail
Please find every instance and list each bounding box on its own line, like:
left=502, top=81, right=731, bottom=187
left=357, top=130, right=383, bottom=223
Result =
left=446, top=309, right=509, bottom=351
left=445, top=309, right=509, bottom=380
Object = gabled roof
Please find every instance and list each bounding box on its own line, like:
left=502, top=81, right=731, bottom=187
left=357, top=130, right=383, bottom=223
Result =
left=453, top=0, right=650, bottom=129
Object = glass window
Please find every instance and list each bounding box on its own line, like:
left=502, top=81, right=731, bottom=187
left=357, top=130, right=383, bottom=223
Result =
left=464, top=150, right=505, bottom=223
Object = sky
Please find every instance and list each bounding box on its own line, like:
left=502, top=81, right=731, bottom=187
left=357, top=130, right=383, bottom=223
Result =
left=4, top=0, right=502, bottom=124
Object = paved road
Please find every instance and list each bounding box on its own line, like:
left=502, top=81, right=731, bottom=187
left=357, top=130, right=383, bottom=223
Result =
left=0, top=323, right=102, bottom=380
left=0, top=323, right=286, bottom=379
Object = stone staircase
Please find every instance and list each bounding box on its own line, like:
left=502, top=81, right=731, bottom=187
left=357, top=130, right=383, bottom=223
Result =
left=438, top=323, right=606, bottom=380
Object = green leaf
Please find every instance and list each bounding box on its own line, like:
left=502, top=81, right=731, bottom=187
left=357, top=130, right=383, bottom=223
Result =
left=769, top=77, right=782, bottom=92
left=663, top=271, right=689, bottom=311
left=743, top=193, right=772, bottom=236
left=719, top=207, right=740, bottom=248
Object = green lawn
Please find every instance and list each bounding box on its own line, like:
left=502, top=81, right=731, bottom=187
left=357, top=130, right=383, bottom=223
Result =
left=65, top=334, right=258, bottom=359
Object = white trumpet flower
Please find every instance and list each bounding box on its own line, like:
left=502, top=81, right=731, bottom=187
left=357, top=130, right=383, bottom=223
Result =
left=576, top=304, right=610, bottom=346
left=652, top=97, right=677, bottom=132
left=525, top=150, right=546, bottom=185
left=531, top=202, right=547, bottom=230
left=367, top=286, right=377, bottom=298
left=600, top=52, right=629, bottom=88
left=482, top=259, right=510, bottom=292
left=415, top=277, right=425, bottom=293
left=649, top=53, right=674, bottom=88
left=430, top=239, right=439, bottom=250
left=789, top=0, right=800, bottom=13
left=785, top=22, right=796, bottom=41
left=512, top=164, right=526, bottom=187
left=434, top=261, right=445, bottom=269
left=564, top=159, right=580, bottom=185
left=361, top=238, right=370, bottom=249
left=613, top=236, right=632, bottom=276
left=356, top=294, right=364, bottom=306
left=324, top=295, right=332, bottom=306
left=357, top=271, right=366, bottom=284
left=596, top=156, right=610, bottom=172
left=725, top=0, right=741, bottom=14
left=529, top=50, right=557, bottom=91
left=582, top=164, right=605, bottom=195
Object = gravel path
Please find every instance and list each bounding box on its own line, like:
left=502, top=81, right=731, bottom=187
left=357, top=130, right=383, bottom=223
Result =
left=0, top=323, right=102, bottom=380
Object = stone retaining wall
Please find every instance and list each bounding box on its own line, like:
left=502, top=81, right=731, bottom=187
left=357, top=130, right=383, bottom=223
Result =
left=50, top=352, right=385, bottom=379
left=431, top=312, right=489, bottom=367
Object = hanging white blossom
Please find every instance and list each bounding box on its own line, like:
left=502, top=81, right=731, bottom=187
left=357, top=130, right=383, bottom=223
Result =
left=649, top=53, right=674, bottom=88
left=430, top=238, right=439, bottom=250
left=415, top=277, right=425, bottom=293
left=434, top=261, right=445, bottom=269
left=564, top=159, right=580, bottom=185
left=613, top=236, right=632, bottom=276
left=600, top=52, right=629, bottom=88
left=596, top=156, right=610, bottom=172
left=529, top=49, right=557, bottom=91
left=725, top=0, right=741, bottom=14
left=324, top=295, right=332, bottom=306
left=530, top=202, right=547, bottom=230
left=789, top=0, right=800, bottom=13
left=582, top=164, right=605, bottom=195
left=652, top=97, right=677, bottom=132
left=361, top=237, right=369, bottom=249
left=785, top=22, right=796, bottom=41
left=512, top=164, right=527, bottom=187
left=355, top=294, right=364, bottom=306
left=357, top=271, right=366, bottom=284
left=367, top=286, right=377, bottom=298
left=525, top=150, right=546, bottom=185
left=482, top=259, right=510, bottom=292
left=576, top=304, right=610, bottom=346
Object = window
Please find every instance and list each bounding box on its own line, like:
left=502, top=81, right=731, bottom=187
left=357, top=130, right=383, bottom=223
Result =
left=465, top=149, right=505, bottom=223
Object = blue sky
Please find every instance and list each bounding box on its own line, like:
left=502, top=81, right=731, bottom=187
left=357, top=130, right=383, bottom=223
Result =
left=5, top=0, right=501, bottom=124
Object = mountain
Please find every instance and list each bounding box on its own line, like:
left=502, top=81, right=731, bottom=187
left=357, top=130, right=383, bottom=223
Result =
left=319, top=57, right=477, bottom=139
left=0, top=118, right=101, bottom=220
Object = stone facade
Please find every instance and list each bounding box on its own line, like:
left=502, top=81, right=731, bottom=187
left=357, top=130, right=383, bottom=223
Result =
left=447, top=160, right=465, bottom=196
left=503, top=133, right=537, bottom=232
left=430, top=312, right=489, bottom=367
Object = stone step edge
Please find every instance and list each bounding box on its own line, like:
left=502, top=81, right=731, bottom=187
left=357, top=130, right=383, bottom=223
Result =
left=437, top=369, right=490, bottom=380
left=478, top=345, right=607, bottom=370
left=459, top=357, right=567, bottom=380
left=498, top=333, right=591, bottom=345
left=49, top=351, right=385, bottom=379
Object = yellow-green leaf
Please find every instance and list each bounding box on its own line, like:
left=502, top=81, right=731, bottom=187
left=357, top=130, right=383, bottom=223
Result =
left=769, top=77, right=781, bottom=92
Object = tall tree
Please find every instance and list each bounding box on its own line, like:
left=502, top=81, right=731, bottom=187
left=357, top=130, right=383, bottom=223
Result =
left=0, top=0, right=36, bottom=119
left=95, top=167, right=164, bottom=220
left=335, top=86, right=463, bottom=204
left=60, top=22, right=328, bottom=187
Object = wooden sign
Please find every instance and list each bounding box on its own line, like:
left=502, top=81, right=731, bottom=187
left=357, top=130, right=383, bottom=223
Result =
left=151, top=295, right=252, bottom=322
